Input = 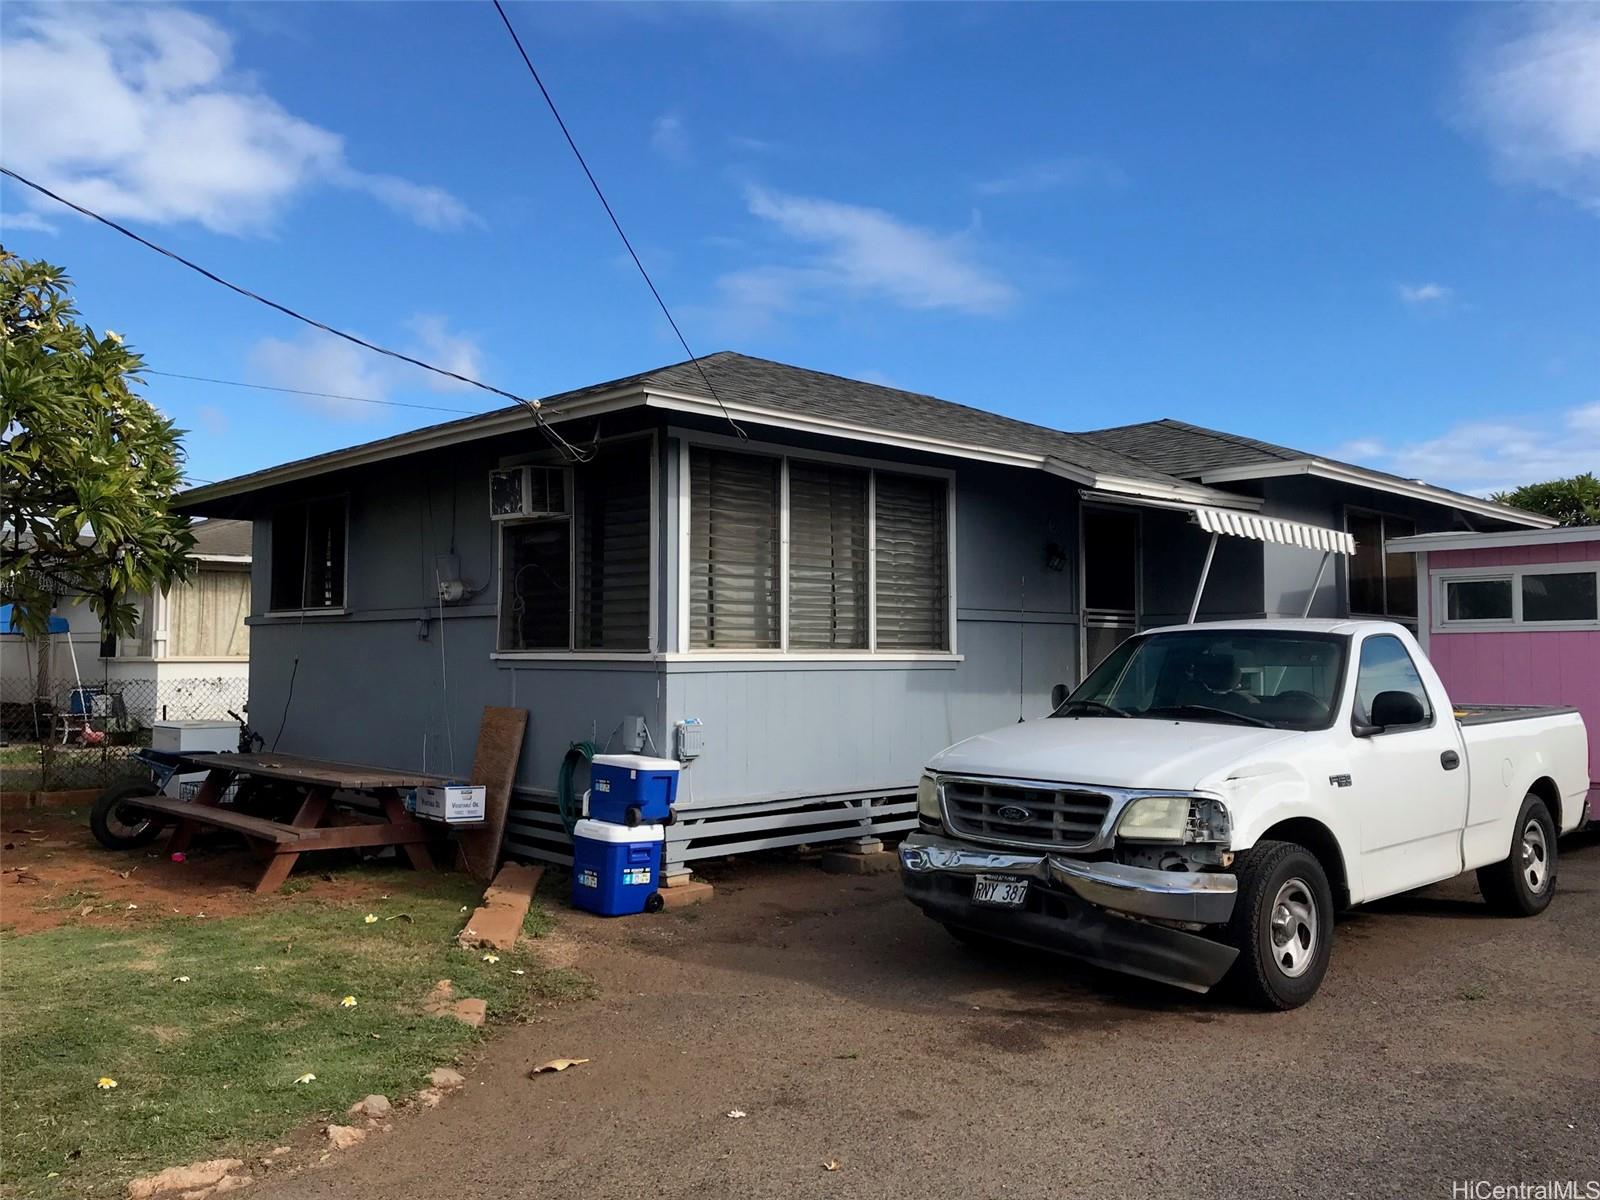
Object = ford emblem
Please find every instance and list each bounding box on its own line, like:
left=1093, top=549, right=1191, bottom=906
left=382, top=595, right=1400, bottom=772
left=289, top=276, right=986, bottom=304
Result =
left=996, top=804, right=1033, bottom=823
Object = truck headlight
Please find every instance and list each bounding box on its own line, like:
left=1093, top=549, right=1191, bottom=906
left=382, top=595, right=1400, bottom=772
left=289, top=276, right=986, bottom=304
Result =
left=1117, top=796, right=1230, bottom=844
left=917, top=773, right=941, bottom=822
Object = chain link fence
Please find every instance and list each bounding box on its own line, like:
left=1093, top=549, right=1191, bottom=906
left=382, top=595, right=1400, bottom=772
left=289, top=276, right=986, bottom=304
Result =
left=0, top=676, right=249, bottom=792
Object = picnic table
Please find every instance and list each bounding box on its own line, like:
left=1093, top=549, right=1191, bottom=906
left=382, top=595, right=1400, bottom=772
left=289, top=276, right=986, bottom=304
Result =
left=125, top=752, right=453, bottom=894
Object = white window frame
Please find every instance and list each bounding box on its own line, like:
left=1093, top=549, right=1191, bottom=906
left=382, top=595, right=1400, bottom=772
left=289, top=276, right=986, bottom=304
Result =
left=1432, top=561, right=1600, bottom=633
left=491, top=432, right=660, bottom=660
left=674, top=431, right=959, bottom=662
left=264, top=494, right=350, bottom=618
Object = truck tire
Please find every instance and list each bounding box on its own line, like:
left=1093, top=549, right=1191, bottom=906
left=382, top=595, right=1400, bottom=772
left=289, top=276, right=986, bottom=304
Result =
left=89, top=780, right=163, bottom=850
left=1476, top=793, right=1557, bottom=917
left=1224, top=840, right=1334, bottom=1010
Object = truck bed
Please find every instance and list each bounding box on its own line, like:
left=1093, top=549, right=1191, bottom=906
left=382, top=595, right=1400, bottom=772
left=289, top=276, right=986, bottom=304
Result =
left=1454, top=704, right=1581, bottom=726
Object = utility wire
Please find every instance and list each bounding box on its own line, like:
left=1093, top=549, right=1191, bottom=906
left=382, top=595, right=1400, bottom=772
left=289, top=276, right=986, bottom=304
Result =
left=489, top=1, right=746, bottom=442
left=2, top=166, right=594, bottom=461
left=142, top=369, right=483, bottom=416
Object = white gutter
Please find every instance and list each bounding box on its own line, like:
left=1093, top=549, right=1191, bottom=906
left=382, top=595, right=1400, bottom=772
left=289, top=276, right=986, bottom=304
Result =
left=1386, top=526, right=1595, bottom=553
left=1195, top=458, right=1556, bottom=529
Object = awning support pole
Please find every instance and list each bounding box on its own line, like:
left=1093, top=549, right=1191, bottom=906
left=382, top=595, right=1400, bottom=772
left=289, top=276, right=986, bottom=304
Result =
left=1188, top=531, right=1219, bottom=625
left=1301, top=550, right=1332, bottom=619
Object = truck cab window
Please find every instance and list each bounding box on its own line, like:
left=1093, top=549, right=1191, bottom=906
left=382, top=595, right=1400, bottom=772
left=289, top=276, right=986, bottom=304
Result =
left=1353, top=634, right=1432, bottom=730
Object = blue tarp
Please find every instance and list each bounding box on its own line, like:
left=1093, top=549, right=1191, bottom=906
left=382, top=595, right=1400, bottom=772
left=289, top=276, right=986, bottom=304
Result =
left=0, top=604, right=69, bottom=635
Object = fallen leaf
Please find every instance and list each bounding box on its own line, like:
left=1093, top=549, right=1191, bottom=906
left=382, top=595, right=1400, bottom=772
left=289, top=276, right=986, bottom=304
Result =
left=459, top=905, right=470, bottom=913
left=481, top=953, right=499, bottom=964
left=339, top=996, right=357, bottom=1008
left=823, top=1160, right=840, bottom=1172
left=726, top=1110, right=747, bottom=1120
left=294, top=1073, right=316, bottom=1085
left=529, top=1058, right=591, bottom=1075
left=126, top=903, right=138, bottom=911
left=383, top=913, right=413, bottom=923
left=172, top=976, right=190, bottom=984
left=511, top=969, right=526, bottom=976
left=362, top=914, right=378, bottom=925
left=96, top=1078, right=117, bottom=1090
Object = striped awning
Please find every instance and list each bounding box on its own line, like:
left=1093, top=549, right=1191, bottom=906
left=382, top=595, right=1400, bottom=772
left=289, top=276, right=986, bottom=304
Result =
left=1194, top=506, right=1355, bottom=555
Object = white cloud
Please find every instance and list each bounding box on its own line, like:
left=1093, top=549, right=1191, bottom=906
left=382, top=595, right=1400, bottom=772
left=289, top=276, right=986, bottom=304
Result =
left=1457, top=5, right=1600, bottom=213
left=0, top=5, right=476, bottom=234
left=246, top=315, right=485, bottom=418
left=975, top=156, right=1127, bottom=197
left=721, top=185, right=1016, bottom=323
left=650, top=114, right=691, bottom=164
left=1330, top=401, right=1600, bottom=495
left=0, top=209, right=58, bottom=235
left=1397, top=282, right=1453, bottom=306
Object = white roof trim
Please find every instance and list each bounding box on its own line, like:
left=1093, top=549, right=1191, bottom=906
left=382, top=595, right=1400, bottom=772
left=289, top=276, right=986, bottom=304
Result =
left=1078, top=488, right=1262, bottom=514
left=1195, top=505, right=1355, bottom=554
left=1194, top=459, right=1555, bottom=528
left=1386, top=526, right=1598, bottom=553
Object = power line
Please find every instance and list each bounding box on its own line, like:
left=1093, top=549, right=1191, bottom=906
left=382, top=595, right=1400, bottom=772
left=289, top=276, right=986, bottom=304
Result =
left=489, top=1, right=746, bottom=442
left=142, top=369, right=483, bottom=416
left=2, top=165, right=595, bottom=462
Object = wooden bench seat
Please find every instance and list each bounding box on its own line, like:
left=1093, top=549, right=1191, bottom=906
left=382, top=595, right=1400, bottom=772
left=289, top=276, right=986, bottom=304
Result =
left=125, top=795, right=305, bottom=844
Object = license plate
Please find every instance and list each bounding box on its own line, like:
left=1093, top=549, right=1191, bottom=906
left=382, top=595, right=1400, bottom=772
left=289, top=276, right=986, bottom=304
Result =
left=972, top=875, right=1029, bottom=908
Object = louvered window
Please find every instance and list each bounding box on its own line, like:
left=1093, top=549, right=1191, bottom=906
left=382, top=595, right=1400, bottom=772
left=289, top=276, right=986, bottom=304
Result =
left=690, top=450, right=781, bottom=648
left=685, top=447, right=950, bottom=654
left=576, top=444, right=651, bottom=649
left=874, top=472, right=949, bottom=650
left=788, top=462, right=869, bottom=649
left=499, top=439, right=653, bottom=652
left=269, top=497, right=346, bottom=611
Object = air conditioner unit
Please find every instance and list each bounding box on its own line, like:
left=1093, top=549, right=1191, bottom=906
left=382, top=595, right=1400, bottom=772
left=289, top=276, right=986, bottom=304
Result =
left=489, top=466, right=569, bottom=520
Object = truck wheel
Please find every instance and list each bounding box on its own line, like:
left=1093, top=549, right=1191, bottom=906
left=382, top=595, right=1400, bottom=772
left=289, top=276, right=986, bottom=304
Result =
left=89, top=780, right=163, bottom=850
left=1225, top=840, right=1334, bottom=1010
left=1476, top=793, right=1557, bottom=917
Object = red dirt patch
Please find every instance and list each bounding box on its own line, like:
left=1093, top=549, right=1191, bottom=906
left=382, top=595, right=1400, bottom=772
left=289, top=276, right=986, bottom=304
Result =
left=0, top=806, right=411, bottom=936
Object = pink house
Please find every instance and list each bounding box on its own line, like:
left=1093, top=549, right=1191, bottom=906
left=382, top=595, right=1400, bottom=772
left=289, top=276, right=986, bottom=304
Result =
left=1388, top=525, right=1600, bottom=825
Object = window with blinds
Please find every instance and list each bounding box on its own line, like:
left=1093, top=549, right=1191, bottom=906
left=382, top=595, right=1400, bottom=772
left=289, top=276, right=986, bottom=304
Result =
left=685, top=448, right=950, bottom=653
left=499, top=439, right=653, bottom=652
left=690, top=449, right=781, bottom=648
left=788, top=462, right=868, bottom=649
left=874, top=472, right=949, bottom=650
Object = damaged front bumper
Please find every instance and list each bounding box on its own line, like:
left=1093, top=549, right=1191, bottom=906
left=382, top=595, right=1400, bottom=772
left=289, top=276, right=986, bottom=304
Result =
left=899, top=832, right=1240, bottom=993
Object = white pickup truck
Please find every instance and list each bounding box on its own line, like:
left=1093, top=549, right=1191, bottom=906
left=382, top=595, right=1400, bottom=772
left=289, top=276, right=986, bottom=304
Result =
left=899, top=619, right=1590, bottom=1008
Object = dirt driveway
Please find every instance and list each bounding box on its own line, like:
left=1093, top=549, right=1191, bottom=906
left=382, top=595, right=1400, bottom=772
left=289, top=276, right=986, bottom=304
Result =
left=260, top=835, right=1600, bottom=1200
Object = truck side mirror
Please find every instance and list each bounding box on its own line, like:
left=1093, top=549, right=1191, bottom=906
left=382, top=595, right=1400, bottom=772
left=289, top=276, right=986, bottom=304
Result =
left=1051, top=683, right=1070, bottom=710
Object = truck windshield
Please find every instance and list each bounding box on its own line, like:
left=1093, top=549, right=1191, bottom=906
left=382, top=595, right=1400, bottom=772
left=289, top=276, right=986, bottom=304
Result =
left=1056, top=630, right=1348, bottom=731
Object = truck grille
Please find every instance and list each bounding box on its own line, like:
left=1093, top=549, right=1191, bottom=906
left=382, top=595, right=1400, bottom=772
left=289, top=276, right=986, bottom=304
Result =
left=941, top=778, right=1112, bottom=848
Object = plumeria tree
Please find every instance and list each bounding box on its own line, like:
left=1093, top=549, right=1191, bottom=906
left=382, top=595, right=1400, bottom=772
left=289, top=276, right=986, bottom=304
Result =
left=0, top=249, right=195, bottom=638
left=1491, top=473, right=1600, bottom=527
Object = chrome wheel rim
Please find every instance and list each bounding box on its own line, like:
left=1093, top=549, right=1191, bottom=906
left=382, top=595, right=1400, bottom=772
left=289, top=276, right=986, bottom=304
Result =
left=1520, top=819, right=1550, bottom=895
left=1269, top=877, right=1319, bottom=978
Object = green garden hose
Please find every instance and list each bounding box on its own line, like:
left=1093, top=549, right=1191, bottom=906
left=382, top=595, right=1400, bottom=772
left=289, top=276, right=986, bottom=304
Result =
left=556, top=740, right=598, bottom=836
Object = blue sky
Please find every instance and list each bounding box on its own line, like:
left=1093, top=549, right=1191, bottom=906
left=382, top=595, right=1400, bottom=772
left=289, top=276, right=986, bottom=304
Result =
left=2, top=1, right=1596, bottom=493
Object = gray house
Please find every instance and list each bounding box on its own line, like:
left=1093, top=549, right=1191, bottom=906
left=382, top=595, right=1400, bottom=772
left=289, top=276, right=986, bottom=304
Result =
left=177, top=353, right=1550, bottom=877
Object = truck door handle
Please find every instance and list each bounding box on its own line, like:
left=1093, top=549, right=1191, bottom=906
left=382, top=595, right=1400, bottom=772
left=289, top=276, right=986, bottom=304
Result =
left=1440, top=750, right=1460, bottom=771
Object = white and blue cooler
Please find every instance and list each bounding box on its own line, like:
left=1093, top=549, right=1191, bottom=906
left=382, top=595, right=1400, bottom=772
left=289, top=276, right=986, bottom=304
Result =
left=587, top=754, right=681, bottom=827
left=570, top=818, right=665, bottom=916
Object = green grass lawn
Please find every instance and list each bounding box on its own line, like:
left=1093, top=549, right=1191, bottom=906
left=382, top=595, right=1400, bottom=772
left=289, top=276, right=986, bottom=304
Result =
left=1, top=868, right=589, bottom=1198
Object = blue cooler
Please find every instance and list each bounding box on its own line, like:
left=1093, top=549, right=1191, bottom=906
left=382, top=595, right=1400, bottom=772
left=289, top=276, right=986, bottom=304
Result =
left=588, top=754, right=680, bottom=826
left=571, top=819, right=665, bottom=916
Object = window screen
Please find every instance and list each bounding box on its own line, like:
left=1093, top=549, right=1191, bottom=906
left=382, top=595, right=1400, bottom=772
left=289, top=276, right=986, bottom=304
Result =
left=689, top=449, right=781, bottom=649
left=788, top=462, right=868, bottom=649
left=1522, top=572, right=1598, bottom=623
left=269, top=498, right=346, bottom=610
left=500, top=520, right=571, bottom=650
left=1446, top=578, right=1513, bottom=621
left=575, top=443, right=651, bottom=650
left=874, top=472, right=949, bottom=651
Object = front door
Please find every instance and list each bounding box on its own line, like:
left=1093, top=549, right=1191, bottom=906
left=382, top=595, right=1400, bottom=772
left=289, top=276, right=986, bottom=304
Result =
left=1082, top=507, right=1140, bottom=678
left=1345, top=632, right=1469, bottom=899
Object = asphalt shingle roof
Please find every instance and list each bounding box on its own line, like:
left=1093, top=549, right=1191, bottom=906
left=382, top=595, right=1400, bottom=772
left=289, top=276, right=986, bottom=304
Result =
left=1077, top=418, right=1304, bottom=477
left=190, top=517, right=252, bottom=558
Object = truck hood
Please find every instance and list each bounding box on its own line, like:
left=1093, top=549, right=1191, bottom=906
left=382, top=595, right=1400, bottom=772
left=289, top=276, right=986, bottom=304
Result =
left=928, top=717, right=1302, bottom=792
